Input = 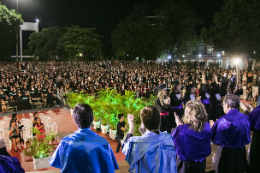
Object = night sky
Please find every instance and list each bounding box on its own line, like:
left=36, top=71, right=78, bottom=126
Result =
left=1, top=0, right=223, bottom=52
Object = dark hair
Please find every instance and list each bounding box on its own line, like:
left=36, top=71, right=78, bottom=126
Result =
left=10, top=120, right=16, bottom=125
left=33, top=112, right=38, bottom=117
left=140, top=106, right=160, bottom=131
left=72, top=104, right=93, bottom=129
left=224, top=94, right=240, bottom=109
left=12, top=113, right=17, bottom=119
left=118, top=114, right=124, bottom=120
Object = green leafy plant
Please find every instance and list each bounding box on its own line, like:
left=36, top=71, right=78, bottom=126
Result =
left=23, top=127, right=58, bottom=159
left=66, top=89, right=156, bottom=135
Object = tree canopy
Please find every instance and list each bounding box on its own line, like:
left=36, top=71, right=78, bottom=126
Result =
left=111, top=7, right=164, bottom=61
left=29, top=25, right=102, bottom=61
left=157, top=0, right=202, bottom=58
left=58, top=26, right=102, bottom=61
left=0, top=3, right=23, bottom=60
left=29, top=26, right=63, bottom=61
left=201, top=0, right=260, bottom=59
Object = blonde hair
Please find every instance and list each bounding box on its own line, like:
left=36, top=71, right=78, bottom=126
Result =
left=182, top=100, right=207, bottom=132
left=158, top=90, right=165, bottom=106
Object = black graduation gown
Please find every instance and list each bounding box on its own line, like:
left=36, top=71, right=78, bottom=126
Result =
left=176, top=155, right=206, bottom=173
left=16, top=97, right=22, bottom=111
left=199, top=85, right=211, bottom=120
left=169, top=92, right=184, bottom=132
left=154, top=98, right=170, bottom=133
left=47, top=92, right=53, bottom=106
left=248, top=130, right=260, bottom=173
left=215, top=146, right=248, bottom=173
left=210, top=92, right=222, bottom=121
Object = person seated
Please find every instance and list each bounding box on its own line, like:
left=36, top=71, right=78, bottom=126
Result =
left=35, top=118, right=45, bottom=141
left=8, top=95, right=16, bottom=112
left=0, top=137, right=25, bottom=173
left=122, top=106, right=177, bottom=173
left=9, top=120, right=20, bottom=152
left=49, top=103, right=119, bottom=173
left=172, top=100, right=211, bottom=173
left=0, top=98, right=6, bottom=114
left=40, top=93, right=47, bottom=107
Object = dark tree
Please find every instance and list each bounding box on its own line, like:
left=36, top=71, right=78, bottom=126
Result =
left=201, top=0, right=260, bottom=60
left=0, top=3, right=23, bottom=60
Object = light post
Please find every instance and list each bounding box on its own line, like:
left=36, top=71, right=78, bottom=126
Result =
left=234, top=58, right=240, bottom=85
left=16, top=0, right=19, bottom=62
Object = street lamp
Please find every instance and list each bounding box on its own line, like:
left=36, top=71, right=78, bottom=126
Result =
left=16, top=0, right=19, bottom=62
left=168, top=55, right=171, bottom=60
left=234, top=58, right=240, bottom=85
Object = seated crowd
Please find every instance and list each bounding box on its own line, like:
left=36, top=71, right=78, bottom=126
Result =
left=0, top=60, right=259, bottom=114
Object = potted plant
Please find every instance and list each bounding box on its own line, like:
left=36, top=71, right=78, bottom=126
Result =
left=23, top=127, right=58, bottom=170
left=101, top=113, right=109, bottom=134
left=108, top=114, right=118, bottom=139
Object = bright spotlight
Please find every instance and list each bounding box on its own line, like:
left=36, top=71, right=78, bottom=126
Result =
left=198, top=54, right=202, bottom=57
left=182, top=55, right=185, bottom=58
left=234, top=58, right=240, bottom=64
left=217, top=54, right=221, bottom=57
left=79, top=53, right=83, bottom=57
left=36, top=19, right=39, bottom=23
left=168, top=55, right=171, bottom=59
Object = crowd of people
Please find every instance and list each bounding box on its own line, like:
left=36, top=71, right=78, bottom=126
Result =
left=0, top=60, right=260, bottom=173
left=0, top=60, right=259, bottom=114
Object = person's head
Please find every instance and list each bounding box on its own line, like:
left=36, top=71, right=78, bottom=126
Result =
left=36, top=118, right=42, bottom=124
left=140, top=106, right=160, bottom=132
left=170, top=81, right=180, bottom=94
left=12, top=113, right=17, bottom=119
left=33, top=111, right=38, bottom=118
left=182, top=101, right=207, bottom=132
left=118, top=114, right=124, bottom=122
left=223, top=94, right=240, bottom=114
left=72, top=104, right=93, bottom=129
left=10, top=120, right=16, bottom=127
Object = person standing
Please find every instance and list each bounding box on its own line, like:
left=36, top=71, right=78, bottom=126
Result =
left=154, top=83, right=170, bottom=132
left=122, top=106, right=177, bottom=173
left=210, top=94, right=250, bottom=173
left=240, top=102, right=260, bottom=173
left=246, top=83, right=254, bottom=101
left=116, top=114, right=127, bottom=153
left=169, top=80, right=184, bottom=132
left=49, top=104, right=119, bottom=173
left=172, top=101, right=211, bottom=173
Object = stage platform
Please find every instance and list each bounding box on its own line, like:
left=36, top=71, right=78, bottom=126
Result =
left=0, top=108, right=250, bottom=173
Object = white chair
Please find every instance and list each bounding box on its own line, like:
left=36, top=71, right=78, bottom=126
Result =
left=0, top=129, right=4, bottom=138
left=20, top=118, right=29, bottom=140
left=47, top=122, right=57, bottom=133
left=23, top=127, right=34, bottom=148
left=0, top=122, right=5, bottom=129
left=43, top=117, right=51, bottom=127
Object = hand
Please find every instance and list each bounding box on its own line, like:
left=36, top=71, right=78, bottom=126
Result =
left=174, top=112, right=183, bottom=126
left=244, top=102, right=254, bottom=112
left=240, top=102, right=248, bottom=112
left=210, top=120, right=215, bottom=128
left=196, top=96, right=201, bottom=101
left=127, top=114, right=134, bottom=134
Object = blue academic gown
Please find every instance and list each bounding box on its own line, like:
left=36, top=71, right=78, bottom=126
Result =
left=122, top=131, right=177, bottom=173
left=0, top=155, right=25, bottom=173
left=248, top=106, right=260, bottom=173
left=211, top=109, right=251, bottom=173
left=49, top=128, right=119, bottom=173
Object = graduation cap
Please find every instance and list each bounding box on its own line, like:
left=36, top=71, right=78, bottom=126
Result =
left=171, top=80, right=179, bottom=85
left=186, top=84, right=194, bottom=90
left=154, top=83, right=166, bottom=92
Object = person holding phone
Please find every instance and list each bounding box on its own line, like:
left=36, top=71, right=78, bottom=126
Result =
left=9, top=120, right=20, bottom=152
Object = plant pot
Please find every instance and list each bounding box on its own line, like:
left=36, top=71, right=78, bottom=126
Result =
left=33, top=156, right=51, bottom=170
left=101, top=124, right=108, bottom=134
left=93, top=121, right=100, bottom=129
left=109, top=129, right=117, bottom=140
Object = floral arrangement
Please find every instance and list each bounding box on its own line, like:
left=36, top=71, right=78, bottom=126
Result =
left=66, top=88, right=156, bottom=135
